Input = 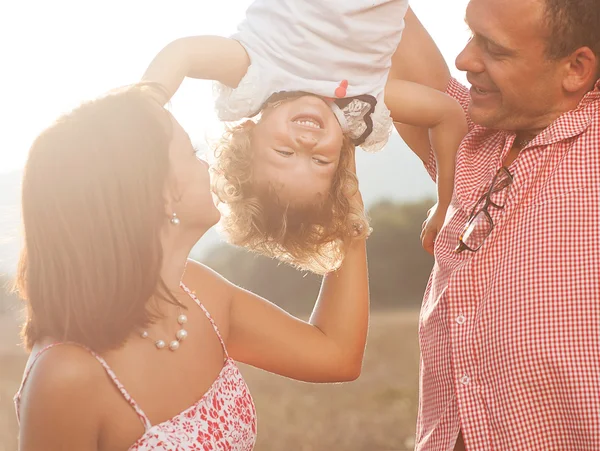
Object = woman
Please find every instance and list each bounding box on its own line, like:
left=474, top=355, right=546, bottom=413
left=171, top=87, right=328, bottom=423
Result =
left=14, top=84, right=369, bottom=450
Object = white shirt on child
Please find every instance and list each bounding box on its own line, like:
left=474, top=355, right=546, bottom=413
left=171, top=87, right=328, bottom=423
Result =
left=214, top=0, right=410, bottom=152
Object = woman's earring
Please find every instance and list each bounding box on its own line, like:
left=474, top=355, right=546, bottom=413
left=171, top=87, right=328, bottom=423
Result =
left=170, top=213, right=180, bottom=226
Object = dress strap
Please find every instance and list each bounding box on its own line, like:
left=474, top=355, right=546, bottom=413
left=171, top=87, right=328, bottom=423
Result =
left=180, top=282, right=229, bottom=358
left=85, top=345, right=153, bottom=431
left=14, top=342, right=152, bottom=431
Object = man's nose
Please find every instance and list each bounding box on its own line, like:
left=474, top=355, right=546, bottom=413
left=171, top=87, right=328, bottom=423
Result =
left=455, top=38, right=484, bottom=74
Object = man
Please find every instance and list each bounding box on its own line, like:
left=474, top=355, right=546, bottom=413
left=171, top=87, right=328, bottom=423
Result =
left=392, top=1, right=600, bottom=449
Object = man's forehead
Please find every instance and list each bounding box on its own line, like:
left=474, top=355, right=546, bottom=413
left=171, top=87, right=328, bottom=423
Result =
left=466, top=0, right=546, bottom=24
left=466, top=0, right=546, bottom=44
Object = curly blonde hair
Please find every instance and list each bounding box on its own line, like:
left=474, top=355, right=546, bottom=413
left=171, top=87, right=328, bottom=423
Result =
left=212, top=121, right=370, bottom=274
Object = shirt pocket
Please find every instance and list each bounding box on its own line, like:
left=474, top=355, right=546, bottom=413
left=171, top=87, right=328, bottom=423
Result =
left=524, top=186, right=591, bottom=208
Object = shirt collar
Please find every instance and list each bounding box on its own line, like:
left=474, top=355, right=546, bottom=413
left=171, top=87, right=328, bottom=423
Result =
left=508, top=83, right=599, bottom=148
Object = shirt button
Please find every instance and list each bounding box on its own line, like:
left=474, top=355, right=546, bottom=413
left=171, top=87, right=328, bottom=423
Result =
left=456, top=314, right=466, bottom=325
left=461, top=375, right=470, bottom=386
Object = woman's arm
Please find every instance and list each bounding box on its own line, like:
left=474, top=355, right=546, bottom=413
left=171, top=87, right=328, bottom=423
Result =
left=142, top=36, right=250, bottom=104
left=185, top=208, right=369, bottom=383
left=225, top=237, right=368, bottom=383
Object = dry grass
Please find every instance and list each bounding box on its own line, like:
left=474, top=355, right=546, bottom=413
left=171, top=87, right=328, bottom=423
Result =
left=0, top=309, right=420, bottom=451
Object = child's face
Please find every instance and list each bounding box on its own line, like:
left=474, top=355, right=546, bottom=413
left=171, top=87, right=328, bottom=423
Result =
left=251, top=95, right=344, bottom=204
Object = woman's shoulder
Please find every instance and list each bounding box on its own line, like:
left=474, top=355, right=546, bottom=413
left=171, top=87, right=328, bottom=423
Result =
left=22, top=342, right=106, bottom=404
left=182, top=259, right=235, bottom=312
left=17, top=343, right=105, bottom=446
left=183, top=258, right=231, bottom=287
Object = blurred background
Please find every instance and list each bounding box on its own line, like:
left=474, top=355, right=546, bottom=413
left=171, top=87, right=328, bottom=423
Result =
left=0, top=0, right=470, bottom=449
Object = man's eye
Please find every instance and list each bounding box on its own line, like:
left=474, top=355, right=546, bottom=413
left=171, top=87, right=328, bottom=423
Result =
left=487, top=47, right=506, bottom=57
left=275, top=149, right=294, bottom=156
left=313, top=158, right=330, bottom=165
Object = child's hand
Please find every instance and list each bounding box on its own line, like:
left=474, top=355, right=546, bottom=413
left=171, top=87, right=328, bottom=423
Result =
left=420, top=203, right=446, bottom=255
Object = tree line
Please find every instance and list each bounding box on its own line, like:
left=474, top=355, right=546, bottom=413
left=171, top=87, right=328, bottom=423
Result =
left=0, top=199, right=435, bottom=318
left=200, top=199, right=435, bottom=315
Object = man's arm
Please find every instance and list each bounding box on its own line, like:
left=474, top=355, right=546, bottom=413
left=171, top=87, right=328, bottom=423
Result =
left=389, top=7, right=469, bottom=170
left=389, top=8, right=451, bottom=90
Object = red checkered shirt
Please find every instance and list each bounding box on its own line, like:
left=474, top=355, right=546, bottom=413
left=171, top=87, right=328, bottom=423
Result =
left=417, top=78, right=600, bottom=451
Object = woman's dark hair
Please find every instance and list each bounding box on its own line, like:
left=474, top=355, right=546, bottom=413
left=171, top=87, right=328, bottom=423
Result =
left=15, top=84, right=179, bottom=352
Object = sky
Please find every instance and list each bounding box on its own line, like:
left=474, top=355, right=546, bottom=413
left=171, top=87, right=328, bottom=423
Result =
left=0, top=0, right=471, bottom=175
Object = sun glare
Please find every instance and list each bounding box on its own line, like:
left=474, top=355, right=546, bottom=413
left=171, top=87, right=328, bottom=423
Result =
left=0, top=0, right=468, bottom=174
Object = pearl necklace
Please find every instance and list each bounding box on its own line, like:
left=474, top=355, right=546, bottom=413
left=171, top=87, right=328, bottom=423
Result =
left=141, top=310, right=189, bottom=351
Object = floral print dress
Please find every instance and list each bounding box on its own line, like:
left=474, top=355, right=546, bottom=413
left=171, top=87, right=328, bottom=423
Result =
left=14, top=283, right=257, bottom=451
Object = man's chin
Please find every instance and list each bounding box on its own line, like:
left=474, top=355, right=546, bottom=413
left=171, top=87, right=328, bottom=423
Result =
left=468, top=104, right=502, bottom=129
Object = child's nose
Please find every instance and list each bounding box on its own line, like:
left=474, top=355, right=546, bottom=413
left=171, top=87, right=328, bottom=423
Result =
left=296, top=134, right=318, bottom=150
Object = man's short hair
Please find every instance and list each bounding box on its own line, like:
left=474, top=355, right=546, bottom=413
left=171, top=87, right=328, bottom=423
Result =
left=543, top=0, right=600, bottom=64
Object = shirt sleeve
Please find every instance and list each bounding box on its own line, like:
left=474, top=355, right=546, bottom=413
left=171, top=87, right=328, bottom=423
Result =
left=422, top=77, right=472, bottom=181
left=445, top=77, right=474, bottom=132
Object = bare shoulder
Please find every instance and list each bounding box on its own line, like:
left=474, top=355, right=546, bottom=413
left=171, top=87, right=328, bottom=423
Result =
left=24, top=343, right=105, bottom=397
left=21, top=344, right=106, bottom=411
left=18, top=344, right=105, bottom=450
left=183, top=258, right=234, bottom=290
left=182, top=259, right=235, bottom=317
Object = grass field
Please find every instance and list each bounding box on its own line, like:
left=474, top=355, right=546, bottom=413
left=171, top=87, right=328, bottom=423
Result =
left=0, top=309, right=420, bottom=451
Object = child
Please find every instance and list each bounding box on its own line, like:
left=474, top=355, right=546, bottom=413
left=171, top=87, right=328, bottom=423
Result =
left=142, top=1, right=467, bottom=273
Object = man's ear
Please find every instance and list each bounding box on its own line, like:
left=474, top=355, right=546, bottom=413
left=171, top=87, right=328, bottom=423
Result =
left=562, top=46, right=598, bottom=93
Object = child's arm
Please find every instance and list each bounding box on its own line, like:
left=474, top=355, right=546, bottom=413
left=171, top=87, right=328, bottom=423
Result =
left=388, top=7, right=453, bottom=164
left=385, top=79, right=467, bottom=253
left=142, top=36, right=250, bottom=104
